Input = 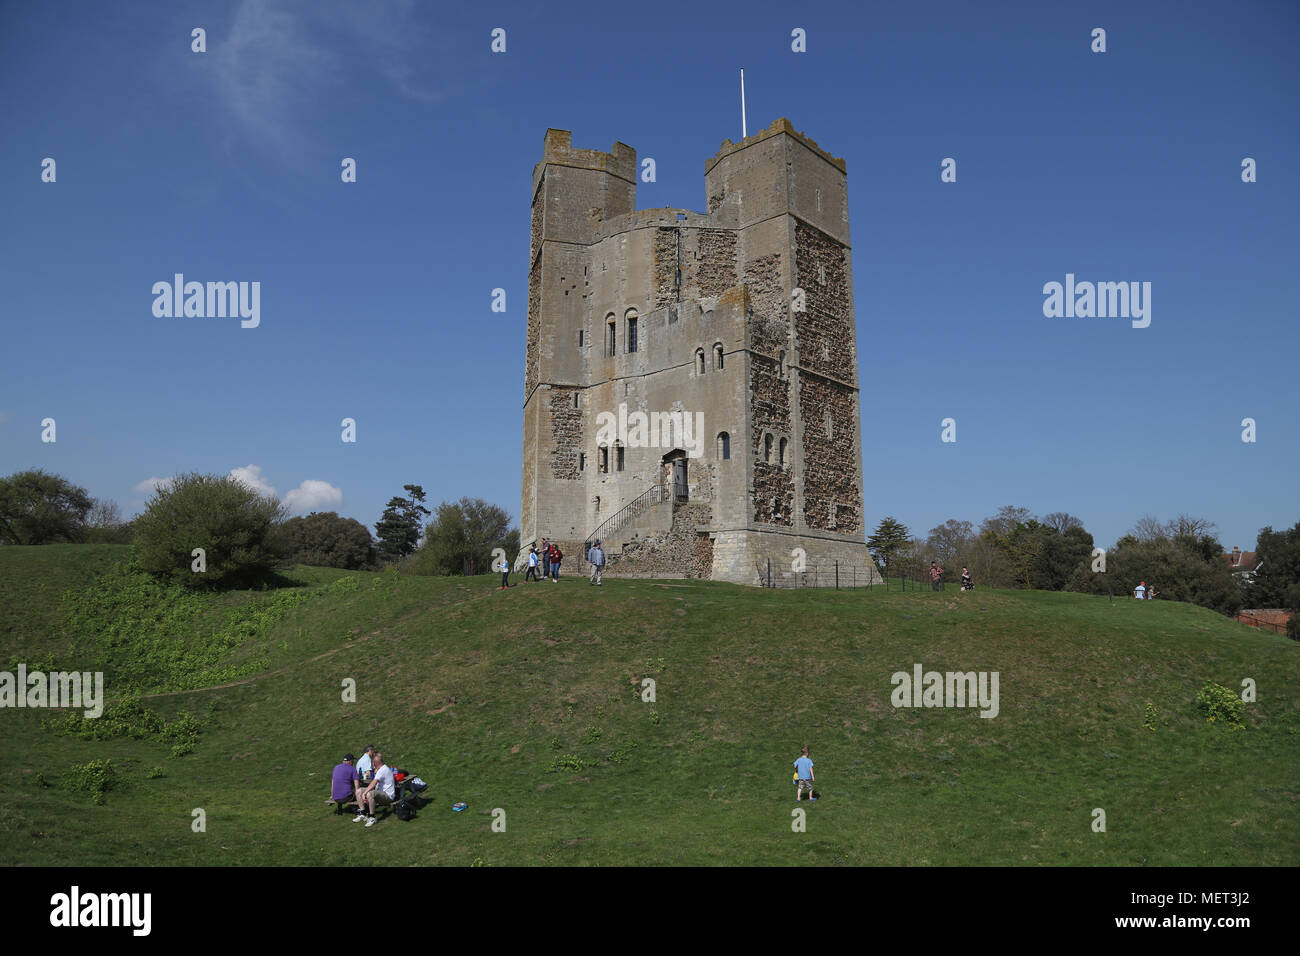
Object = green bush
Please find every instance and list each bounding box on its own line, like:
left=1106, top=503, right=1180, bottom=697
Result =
left=1196, top=682, right=1245, bottom=730
left=46, top=692, right=202, bottom=755
left=274, top=512, right=374, bottom=569
left=133, top=472, right=286, bottom=590
left=67, top=759, right=116, bottom=805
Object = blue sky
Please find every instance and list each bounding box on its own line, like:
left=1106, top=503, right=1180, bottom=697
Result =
left=2, top=0, right=1296, bottom=552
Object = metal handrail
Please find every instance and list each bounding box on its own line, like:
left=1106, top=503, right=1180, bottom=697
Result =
left=585, top=483, right=667, bottom=550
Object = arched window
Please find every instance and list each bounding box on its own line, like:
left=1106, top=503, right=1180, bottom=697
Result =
left=626, top=309, right=638, bottom=353
left=616, top=442, right=626, bottom=472
left=606, top=314, right=616, bottom=357
left=696, top=348, right=705, bottom=375
left=779, top=437, right=788, bottom=468
left=713, top=343, right=724, bottom=370
left=572, top=391, right=579, bottom=409
left=772, top=496, right=783, bottom=521
left=717, top=432, right=731, bottom=460
left=598, top=446, right=609, bottom=473
left=763, top=433, right=773, bottom=464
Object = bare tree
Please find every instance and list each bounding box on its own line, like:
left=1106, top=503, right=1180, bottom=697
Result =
left=1130, top=513, right=1168, bottom=543
left=927, top=518, right=974, bottom=566
left=86, top=497, right=124, bottom=529
left=980, top=505, right=1034, bottom=538
left=1041, top=512, right=1083, bottom=534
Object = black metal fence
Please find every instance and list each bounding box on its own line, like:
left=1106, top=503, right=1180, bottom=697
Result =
left=757, top=559, right=962, bottom=591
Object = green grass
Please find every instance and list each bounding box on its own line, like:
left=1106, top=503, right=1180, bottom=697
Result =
left=2, top=544, right=1297, bottom=865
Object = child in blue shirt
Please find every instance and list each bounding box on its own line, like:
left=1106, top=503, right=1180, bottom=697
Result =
left=794, top=746, right=815, bottom=802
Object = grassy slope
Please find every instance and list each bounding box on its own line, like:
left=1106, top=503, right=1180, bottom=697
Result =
left=2, top=545, right=1296, bottom=866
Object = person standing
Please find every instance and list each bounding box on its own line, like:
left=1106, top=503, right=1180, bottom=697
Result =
left=526, top=547, right=539, bottom=582
left=540, top=538, right=551, bottom=579
left=930, top=561, right=944, bottom=592
left=550, top=542, right=563, bottom=582
left=1134, top=581, right=1147, bottom=600
left=960, top=567, right=973, bottom=591
left=794, top=746, right=816, bottom=802
left=498, top=550, right=510, bottom=590
left=588, top=540, right=605, bottom=586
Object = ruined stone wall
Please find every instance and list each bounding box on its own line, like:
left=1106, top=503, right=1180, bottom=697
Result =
left=549, top=387, right=582, bottom=480
left=794, top=221, right=854, bottom=384
left=750, top=352, right=793, bottom=527
left=653, top=227, right=677, bottom=310
left=525, top=254, right=541, bottom=398
left=607, top=501, right=714, bottom=578
left=695, top=229, right=737, bottom=298
left=798, top=376, right=860, bottom=533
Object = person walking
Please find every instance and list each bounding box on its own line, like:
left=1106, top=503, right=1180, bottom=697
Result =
left=497, top=550, right=510, bottom=589
left=550, top=542, right=563, bottom=582
left=794, top=746, right=816, bottom=802
left=526, top=547, right=539, bottom=582
left=588, top=540, right=605, bottom=586
left=929, top=561, right=944, bottom=592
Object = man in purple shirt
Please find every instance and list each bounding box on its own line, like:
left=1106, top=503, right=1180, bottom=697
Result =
left=329, top=753, right=361, bottom=815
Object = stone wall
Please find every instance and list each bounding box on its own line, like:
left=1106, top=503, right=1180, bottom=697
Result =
left=549, top=387, right=582, bottom=480
left=696, top=229, right=737, bottom=298
left=798, top=375, right=860, bottom=533
left=794, top=221, right=854, bottom=384
left=653, top=227, right=677, bottom=310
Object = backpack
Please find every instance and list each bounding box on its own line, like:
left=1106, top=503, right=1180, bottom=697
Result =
left=394, top=800, right=416, bottom=821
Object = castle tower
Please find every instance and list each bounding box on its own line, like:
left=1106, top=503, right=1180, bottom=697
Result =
left=521, top=119, right=878, bottom=586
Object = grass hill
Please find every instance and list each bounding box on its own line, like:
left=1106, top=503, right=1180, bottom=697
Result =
left=2, top=544, right=1296, bottom=866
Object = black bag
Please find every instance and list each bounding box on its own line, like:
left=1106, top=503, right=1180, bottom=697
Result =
left=394, top=800, right=415, bottom=821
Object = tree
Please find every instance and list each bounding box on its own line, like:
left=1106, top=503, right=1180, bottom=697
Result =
left=1066, top=531, right=1242, bottom=617
left=1247, top=522, right=1300, bottom=616
left=276, top=512, right=374, bottom=569
left=1042, top=512, right=1084, bottom=534
left=1033, top=524, right=1094, bottom=590
left=980, top=505, right=1035, bottom=539
left=374, top=484, right=431, bottom=562
left=84, top=497, right=134, bottom=545
left=867, top=516, right=911, bottom=574
left=133, top=472, right=286, bottom=589
left=0, top=469, right=93, bottom=544
left=412, top=497, right=519, bottom=576
left=926, top=519, right=974, bottom=567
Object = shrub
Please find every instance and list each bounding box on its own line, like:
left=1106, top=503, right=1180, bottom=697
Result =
left=133, top=472, right=286, bottom=590
left=67, top=759, right=116, bottom=805
left=274, top=512, right=374, bottom=569
left=1196, top=682, right=1245, bottom=730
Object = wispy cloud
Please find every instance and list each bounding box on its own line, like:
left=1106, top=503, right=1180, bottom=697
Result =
left=208, top=0, right=453, bottom=156
left=133, top=476, right=173, bottom=495
left=229, top=464, right=277, bottom=497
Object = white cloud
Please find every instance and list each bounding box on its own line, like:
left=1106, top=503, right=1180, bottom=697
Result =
left=230, top=464, right=278, bottom=498
left=283, top=480, right=343, bottom=514
left=133, top=476, right=174, bottom=494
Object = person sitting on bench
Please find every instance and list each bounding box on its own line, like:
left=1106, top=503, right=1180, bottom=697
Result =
left=355, top=750, right=397, bottom=827
left=329, top=753, right=361, bottom=815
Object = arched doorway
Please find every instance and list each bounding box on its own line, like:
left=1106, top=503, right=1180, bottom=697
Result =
left=662, top=449, right=688, bottom=503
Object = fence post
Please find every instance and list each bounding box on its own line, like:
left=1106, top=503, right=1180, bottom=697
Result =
left=835, top=561, right=839, bottom=590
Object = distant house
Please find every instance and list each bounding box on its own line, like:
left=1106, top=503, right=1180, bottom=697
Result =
left=1222, top=546, right=1261, bottom=585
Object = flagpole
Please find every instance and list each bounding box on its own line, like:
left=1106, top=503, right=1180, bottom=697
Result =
left=740, top=68, right=747, bottom=138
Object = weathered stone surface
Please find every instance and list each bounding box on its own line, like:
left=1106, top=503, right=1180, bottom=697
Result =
left=521, top=119, right=878, bottom=586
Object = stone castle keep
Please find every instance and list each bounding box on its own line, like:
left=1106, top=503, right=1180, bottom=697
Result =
left=521, top=118, right=879, bottom=586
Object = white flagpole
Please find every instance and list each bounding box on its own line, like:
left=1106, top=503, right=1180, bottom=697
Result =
left=740, top=68, right=747, bottom=138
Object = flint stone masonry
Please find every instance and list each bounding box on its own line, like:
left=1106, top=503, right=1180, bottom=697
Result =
left=521, top=118, right=880, bottom=586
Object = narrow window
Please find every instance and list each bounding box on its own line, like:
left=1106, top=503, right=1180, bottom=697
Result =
left=573, top=391, right=579, bottom=409
left=594, top=495, right=601, bottom=512
left=718, top=432, right=730, bottom=460
left=607, top=316, right=616, bottom=357
left=713, top=343, right=724, bottom=371
left=626, top=310, right=638, bottom=353
left=578, top=329, right=584, bottom=347
left=696, top=348, right=705, bottom=375
left=599, top=446, right=609, bottom=473
left=616, top=443, right=625, bottom=471
left=764, top=433, right=773, bottom=464
left=579, top=452, right=586, bottom=472
left=773, top=496, right=783, bottom=521
left=779, top=437, right=788, bottom=468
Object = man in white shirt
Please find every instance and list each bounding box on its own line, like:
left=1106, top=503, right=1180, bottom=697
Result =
left=1134, top=581, right=1147, bottom=600
left=355, top=750, right=396, bottom=827
left=355, top=745, right=375, bottom=783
